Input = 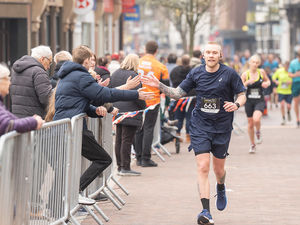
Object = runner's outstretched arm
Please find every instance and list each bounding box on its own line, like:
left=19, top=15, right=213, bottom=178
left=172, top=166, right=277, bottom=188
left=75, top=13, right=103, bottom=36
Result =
left=159, top=83, right=187, bottom=100
left=141, top=73, right=187, bottom=100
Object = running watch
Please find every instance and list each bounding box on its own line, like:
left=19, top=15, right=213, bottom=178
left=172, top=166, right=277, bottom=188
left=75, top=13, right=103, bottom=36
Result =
left=234, top=102, right=240, bottom=109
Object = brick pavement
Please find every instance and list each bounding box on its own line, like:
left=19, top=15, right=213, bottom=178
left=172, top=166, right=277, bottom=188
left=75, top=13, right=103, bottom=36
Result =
left=83, top=106, right=300, bottom=225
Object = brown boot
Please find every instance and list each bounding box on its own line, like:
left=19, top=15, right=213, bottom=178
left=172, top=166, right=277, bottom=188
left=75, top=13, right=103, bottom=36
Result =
left=186, top=133, right=190, bottom=142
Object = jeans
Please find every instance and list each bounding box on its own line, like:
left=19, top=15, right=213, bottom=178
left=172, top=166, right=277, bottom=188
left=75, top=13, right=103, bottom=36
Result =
left=80, top=129, right=112, bottom=191
left=135, top=104, right=159, bottom=161
left=115, top=124, right=137, bottom=170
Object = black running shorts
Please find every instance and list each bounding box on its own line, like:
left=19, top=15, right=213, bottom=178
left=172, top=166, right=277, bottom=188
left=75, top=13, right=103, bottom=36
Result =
left=245, top=100, right=265, bottom=117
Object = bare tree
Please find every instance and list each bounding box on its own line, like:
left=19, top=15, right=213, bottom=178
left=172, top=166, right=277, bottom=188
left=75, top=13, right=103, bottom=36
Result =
left=145, top=0, right=212, bottom=55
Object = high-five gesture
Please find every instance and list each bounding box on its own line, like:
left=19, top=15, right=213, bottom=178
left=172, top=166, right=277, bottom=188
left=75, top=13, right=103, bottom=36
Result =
left=125, top=75, right=141, bottom=90
left=137, top=87, right=154, bottom=100
left=141, top=73, right=160, bottom=88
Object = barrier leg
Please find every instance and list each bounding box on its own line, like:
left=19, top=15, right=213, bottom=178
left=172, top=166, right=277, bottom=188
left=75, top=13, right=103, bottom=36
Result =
left=69, top=216, right=81, bottom=225
left=82, top=205, right=104, bottom=225
left=102, top=189, right=122, bottom=210
left=159, top=143, right=171, bottom=157
left=110, top=176, right=129, bottom=195
left=93, top=204, right=109, bottom=222
left=152, top=143, right=165, bottom=162
left=106, top=185, right=125, bottom=205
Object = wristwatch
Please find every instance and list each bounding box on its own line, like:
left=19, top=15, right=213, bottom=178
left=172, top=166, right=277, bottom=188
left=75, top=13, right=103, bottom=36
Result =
left=234, top=102, right=240, bottom=109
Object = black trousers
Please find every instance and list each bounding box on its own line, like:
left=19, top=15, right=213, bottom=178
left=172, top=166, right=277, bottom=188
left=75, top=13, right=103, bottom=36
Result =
left=115, top=124, right=138, bottom=170
left=80, top=130, right=112, bottom=191
left=135, top=105, right=159, bottom=161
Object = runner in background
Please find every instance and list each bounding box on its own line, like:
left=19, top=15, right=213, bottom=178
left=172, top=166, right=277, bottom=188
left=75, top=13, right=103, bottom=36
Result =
left=241, top=55, right=271, bottom=153
left=288, top=49, right=300, bottom=128
left=272, top=61, right=293, bottom=125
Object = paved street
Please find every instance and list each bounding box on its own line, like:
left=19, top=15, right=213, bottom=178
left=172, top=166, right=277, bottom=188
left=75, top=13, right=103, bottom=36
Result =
left=83, top=106, right=300, bottom=225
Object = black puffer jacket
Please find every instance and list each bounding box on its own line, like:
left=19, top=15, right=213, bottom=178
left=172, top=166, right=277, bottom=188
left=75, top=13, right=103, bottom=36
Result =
left=110, top=69, right=146, bottom=127
left=10, top=55, right=52, bottom=118
left=51, top=60, right=67, bottom=88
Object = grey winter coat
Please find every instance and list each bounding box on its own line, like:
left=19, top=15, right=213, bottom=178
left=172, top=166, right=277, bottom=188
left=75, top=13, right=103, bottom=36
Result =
left=10, top=55, right=52, bottom=118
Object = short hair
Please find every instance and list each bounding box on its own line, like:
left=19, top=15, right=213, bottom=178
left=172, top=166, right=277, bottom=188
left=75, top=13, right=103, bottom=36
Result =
left=145, top=41, right=158, bottom=54
left=54, top=50, right=72, bottom=64
left=98, top=56, right=108, bottom=67
left=120, top=53, right=139, bottom=72
left=0, top=64, right=10, bottom=79
left=181, top=54, right=190, bottom=66
left=31, top=45, right=52, bottom=60
left=167, top=53, right=177, bottom=63
left=192, top=50, right=202, bottom=58
left=72, top=45, right=93, bottom=65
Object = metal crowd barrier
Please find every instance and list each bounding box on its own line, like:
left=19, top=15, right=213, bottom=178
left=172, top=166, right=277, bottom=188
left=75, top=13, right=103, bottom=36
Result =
left=30, top=119, right=72, bottom=225
left=0, top=131, right=32, bottom=225
left=83, top=115, right=129, bottom=224
left=151, top=107, right=171, bottom=162
left=0, top=114, right=133, bottom=225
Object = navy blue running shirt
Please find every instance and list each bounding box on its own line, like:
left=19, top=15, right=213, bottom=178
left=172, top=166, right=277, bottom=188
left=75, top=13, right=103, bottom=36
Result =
left=179, top=64, right=245, bottom=134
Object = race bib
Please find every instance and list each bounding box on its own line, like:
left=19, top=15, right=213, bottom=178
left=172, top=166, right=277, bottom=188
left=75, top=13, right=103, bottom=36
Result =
left=200, top=98, right=220, bottom=113
left=248, top=88, right=261, bottom=99
left=281, top=82, right=288, bottom=89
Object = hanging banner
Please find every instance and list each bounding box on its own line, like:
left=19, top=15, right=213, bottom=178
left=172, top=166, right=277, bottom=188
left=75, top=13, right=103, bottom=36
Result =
left=74, top=0, right=94, bottom=15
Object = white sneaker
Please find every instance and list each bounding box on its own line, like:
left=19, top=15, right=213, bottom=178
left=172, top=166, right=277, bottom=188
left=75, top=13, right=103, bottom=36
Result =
left=78, top=194, right=95, bottom=205
left=249, top=144, right=256, bottom=154
left=256, top=131, right=262, bottom=144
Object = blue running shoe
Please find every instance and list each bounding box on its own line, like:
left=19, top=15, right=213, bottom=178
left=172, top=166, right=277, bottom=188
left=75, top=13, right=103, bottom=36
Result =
left=216, top=183, right=227, bottom=211
left=197, top=209, right=214, bottom=225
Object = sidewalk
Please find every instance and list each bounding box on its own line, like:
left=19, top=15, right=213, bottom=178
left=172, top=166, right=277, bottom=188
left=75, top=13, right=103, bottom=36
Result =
left=83, top=106, right=300, bottom=225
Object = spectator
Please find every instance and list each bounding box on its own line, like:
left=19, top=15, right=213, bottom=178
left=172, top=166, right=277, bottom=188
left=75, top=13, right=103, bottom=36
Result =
left=0, top=64, right=44, bottom=136
left=190, top=50, right=202, bottom=68
left=110, top=54, right=146, bottom=176
left=119, top=50, right=126, bottom=63
left=231, top=54, right=242, bottom=75
left=105, top=53, right=111, bottom=64
left=135, top=40, right=169, bottom=167
left=241, top=49, right=251, bottom=66
left=95, top=56, right=110, bottom=81
left=53, top=45, right=153, bottom=204
left=51, top=50, right=72, bottom=88
left=108, top=53, right=120, bottom=74
left=10, top=45, right=53, bottom=118
left=170, top=54, right=195, bottom=142
left=166, top=53, right=178, bottom=87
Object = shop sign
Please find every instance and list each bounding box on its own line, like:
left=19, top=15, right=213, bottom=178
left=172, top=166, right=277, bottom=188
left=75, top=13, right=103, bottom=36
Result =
left=74, top=0, right=94, bottom=15
left=123, top=4, right=140, bottom=21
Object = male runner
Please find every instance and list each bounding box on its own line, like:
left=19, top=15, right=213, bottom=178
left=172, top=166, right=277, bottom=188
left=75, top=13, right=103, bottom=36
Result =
left=142, top=42, right=246, bottom=224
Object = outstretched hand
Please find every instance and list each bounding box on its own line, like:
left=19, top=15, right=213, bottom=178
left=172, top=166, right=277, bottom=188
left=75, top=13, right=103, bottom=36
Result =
left=124, top=75, right=141, bottom=90
left=141, top=73, right=159, bottom=88
left=98, top=78, right=110, bottom=87
left=137, top=87, right=155, bottom=100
